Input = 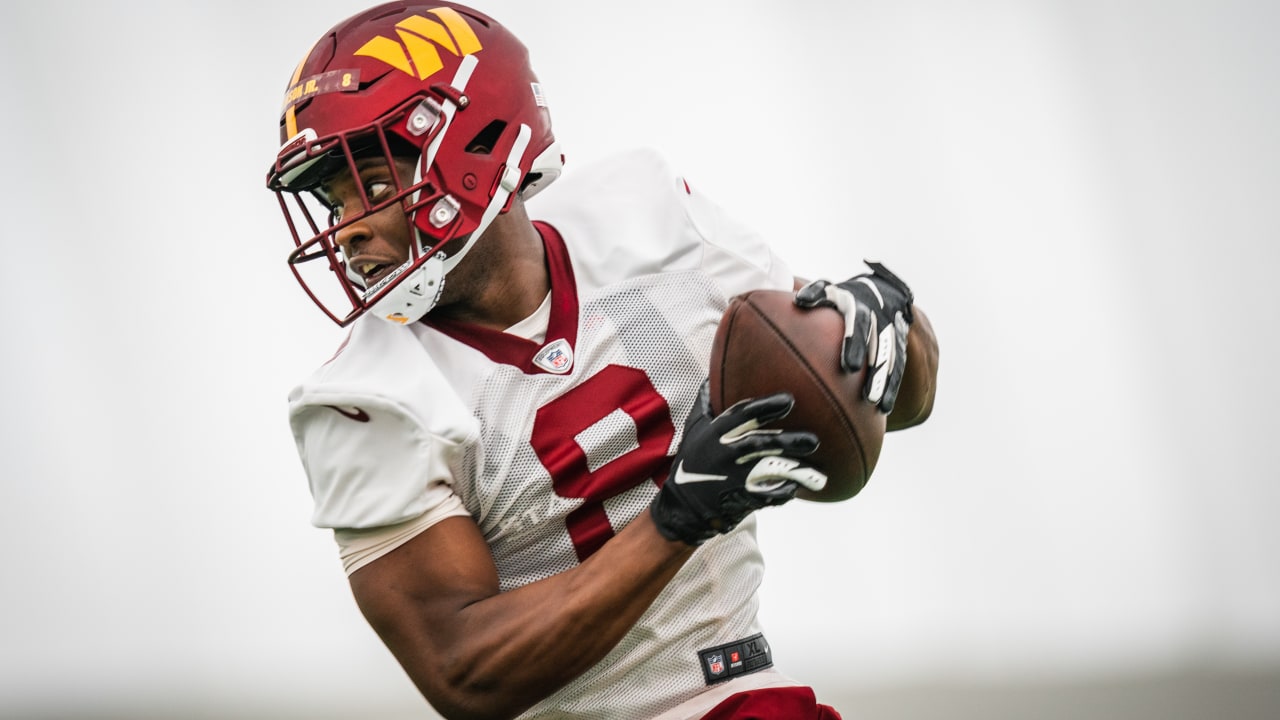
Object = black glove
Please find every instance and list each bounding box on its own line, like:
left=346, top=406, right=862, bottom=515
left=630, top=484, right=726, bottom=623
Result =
left=795, top=261, right=914, bottom=414
left=651, top=382, right=827, bottom=546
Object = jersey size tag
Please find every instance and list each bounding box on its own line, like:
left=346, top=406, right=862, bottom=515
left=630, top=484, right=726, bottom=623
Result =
left=698, top=633, right=772, bottom=685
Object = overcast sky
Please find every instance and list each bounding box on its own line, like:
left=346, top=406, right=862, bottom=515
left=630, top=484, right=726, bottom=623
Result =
left=2, top=1, right=1278, bottom=717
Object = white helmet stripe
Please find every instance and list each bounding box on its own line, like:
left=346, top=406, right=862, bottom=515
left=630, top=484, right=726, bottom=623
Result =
left=412, top=53, right=479, bottom=258
left=424, top=54, right=478, bottom=173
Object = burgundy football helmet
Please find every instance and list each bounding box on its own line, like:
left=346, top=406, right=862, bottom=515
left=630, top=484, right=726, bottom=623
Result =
left=267, top=1, right=562, bottom=326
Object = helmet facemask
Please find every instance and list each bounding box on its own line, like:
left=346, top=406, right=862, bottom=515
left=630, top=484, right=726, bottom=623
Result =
left=269, top=96, right=466, bottom=326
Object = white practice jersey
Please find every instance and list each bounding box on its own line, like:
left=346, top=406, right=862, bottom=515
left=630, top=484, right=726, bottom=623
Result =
left=288, top=148, right=795, bottom=719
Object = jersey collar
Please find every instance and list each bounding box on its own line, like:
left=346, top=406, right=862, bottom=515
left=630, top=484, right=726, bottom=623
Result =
left=422, top=221, right=580, bottom=375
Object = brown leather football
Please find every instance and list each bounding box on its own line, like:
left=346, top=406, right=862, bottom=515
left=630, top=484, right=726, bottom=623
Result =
left=709, top=289, right=886, bottom=502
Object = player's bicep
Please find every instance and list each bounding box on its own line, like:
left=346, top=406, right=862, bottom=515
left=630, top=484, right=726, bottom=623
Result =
left=348, top=515, right=501, bottom=699
left=350, top=514, right=499, bottom=622
left=334, top=495, right=470, bottom=574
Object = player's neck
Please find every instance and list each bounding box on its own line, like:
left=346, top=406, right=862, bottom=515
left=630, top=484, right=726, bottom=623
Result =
left=428, top=202, right=549, bottom=331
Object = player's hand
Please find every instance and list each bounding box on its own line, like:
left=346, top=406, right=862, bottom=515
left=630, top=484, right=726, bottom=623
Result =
left=795, top=261, right=914, bottom=414
left=650, top=382, right=826, bottom=546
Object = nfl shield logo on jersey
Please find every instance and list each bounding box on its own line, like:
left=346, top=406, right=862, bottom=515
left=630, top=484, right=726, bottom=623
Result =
left=706, top=653, right=725, bottom=677
left=533, top=338, right=574, bottom=374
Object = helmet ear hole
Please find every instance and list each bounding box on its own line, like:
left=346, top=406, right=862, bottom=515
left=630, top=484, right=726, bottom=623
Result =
left=466, top=120, right=507, bottom=155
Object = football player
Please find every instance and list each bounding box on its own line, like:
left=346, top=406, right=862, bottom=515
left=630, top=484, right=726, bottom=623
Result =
left=266, top=2, right=936, bottom=718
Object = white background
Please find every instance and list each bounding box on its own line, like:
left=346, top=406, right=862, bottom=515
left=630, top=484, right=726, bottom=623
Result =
left=2, top=0, right=1278, bottom=717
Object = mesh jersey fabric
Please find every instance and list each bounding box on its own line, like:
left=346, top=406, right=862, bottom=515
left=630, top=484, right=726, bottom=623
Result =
left=287, top=147, right=796, bottom=718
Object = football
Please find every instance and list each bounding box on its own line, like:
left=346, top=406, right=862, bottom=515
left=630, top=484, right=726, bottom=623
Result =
left=708, top=289, right=886, bottom=502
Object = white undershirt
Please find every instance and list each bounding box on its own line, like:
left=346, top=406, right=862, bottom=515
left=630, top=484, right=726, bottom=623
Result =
left=504, top=291, right=552, bottom=343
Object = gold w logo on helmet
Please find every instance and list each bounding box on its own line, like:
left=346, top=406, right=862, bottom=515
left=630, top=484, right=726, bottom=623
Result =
left=354, top=8, right=483, bottom=80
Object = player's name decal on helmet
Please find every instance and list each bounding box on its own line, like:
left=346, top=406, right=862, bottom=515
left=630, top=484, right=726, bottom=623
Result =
left=282, top=69, right=362, bottom=112
left=354, top=8, right=483, bottom=82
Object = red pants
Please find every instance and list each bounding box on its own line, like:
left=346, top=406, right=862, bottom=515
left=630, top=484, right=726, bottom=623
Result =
left=699, top=686, right=843, bottom=720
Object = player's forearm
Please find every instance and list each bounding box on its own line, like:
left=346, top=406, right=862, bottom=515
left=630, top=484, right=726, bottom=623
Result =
left=396, top=513, right=693, bottom=719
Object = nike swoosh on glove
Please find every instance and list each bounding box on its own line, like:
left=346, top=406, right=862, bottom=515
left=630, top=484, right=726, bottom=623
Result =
left=651, top=381, right=826, bottom=546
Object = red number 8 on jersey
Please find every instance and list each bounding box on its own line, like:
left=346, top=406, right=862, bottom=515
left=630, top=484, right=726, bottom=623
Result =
left=530, top=365, right=676, bottom=561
